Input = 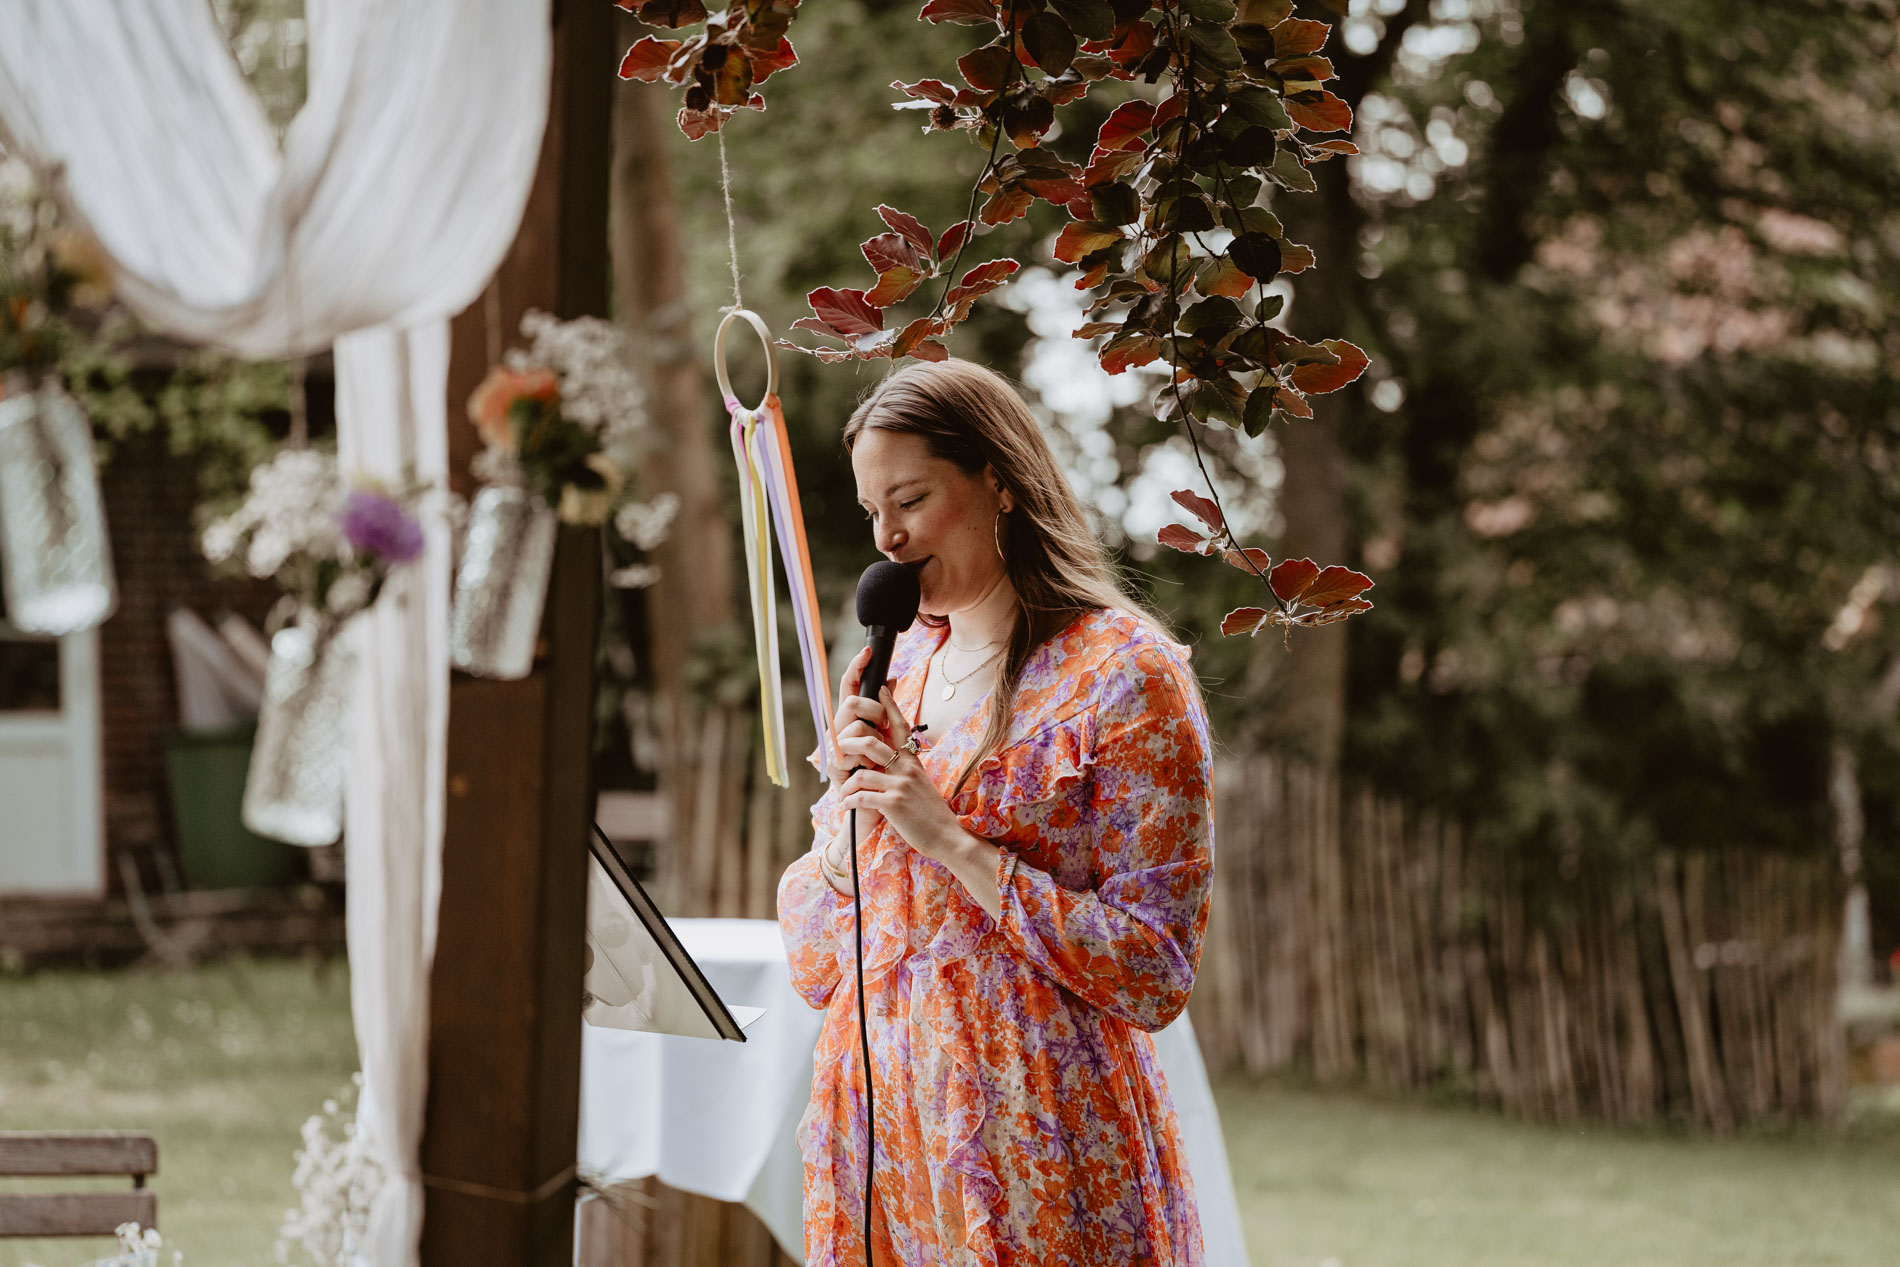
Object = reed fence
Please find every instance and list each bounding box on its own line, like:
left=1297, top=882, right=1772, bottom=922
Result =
left=1188, top=754, right=1847, bottom=1129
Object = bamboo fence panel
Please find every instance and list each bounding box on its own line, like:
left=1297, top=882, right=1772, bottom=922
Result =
left=1185, top=754, right=1848, bottom=1129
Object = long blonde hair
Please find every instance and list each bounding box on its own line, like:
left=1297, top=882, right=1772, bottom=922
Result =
left=844, top=358, right=1168, bottom=795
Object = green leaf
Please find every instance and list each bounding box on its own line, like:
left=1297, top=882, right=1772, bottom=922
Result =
left=1021, top=12, right=1078, bottom=75
left=1049, top=0, right=1117, bottom=40
left=1186, top=22, right=1245, bottom=74
left=1180, top=295, right=1245, bottom=335
left=1220, top=204, right=1283, bottom=237
left=1229, top=85, right=1294, bottom=132
left=1230, top=232, right=1283, bottom=279
left=1242, top=383, right=1276, bottom=436
left=1254, top=292, right=1285, bottom=321
left=1268, top=145, right=1317, bottom=192
left=1090, top=182, right=1141, bottom=225
left=1236, top=0, right=1293, bottom=23
left=1180, top=0, right=1238, bottom=21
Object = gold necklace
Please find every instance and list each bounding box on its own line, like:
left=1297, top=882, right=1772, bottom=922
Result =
left=934, top=642, right=1004, bottom=701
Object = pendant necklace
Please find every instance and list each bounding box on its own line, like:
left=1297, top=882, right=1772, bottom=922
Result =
left=935, top=642, right=1004, bottom=701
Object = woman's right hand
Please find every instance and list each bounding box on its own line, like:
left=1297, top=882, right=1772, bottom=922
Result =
left=825, top=645, right=895, bottom=834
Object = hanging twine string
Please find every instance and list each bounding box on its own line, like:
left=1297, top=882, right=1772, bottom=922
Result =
left=716, top=127, right=745, bottom=313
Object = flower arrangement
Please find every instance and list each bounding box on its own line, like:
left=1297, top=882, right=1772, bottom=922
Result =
left=0, top=157, right=112, bottom=386
left=273, top=1074, right=382, bottom=1267
left=201, top=446, right=426, bottom=625
left=93, top=1221, right=180, bottom=1267
left=466, top=310, right=673, bottom=569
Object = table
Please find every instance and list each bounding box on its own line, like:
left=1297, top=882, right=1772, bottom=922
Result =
left=577, top=918, right=1252, bottom=1265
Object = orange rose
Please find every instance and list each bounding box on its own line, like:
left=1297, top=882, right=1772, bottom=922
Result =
left=466, top=365, right=559, bottom=453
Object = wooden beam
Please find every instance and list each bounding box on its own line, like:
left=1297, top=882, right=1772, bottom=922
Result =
left=417, top=3, right=614, bottom=1265
left=0, top=1131, right=156, bottom=1177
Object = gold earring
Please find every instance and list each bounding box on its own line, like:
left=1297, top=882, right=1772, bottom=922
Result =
left=994, top=509, right=1007, bottom=563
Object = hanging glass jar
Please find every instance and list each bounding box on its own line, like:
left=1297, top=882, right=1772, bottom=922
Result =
left=449, top=478, right=558, bottom=680
left=0, top=375, right=118, bottom=634
left=242, top=611, right=358, bottom=847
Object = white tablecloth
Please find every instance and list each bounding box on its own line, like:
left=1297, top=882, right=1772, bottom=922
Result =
left=577, top=918, right=1252, bottom=1265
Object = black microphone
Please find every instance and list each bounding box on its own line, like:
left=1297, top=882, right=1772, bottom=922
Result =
left=855, top=559, right=921, bottom=702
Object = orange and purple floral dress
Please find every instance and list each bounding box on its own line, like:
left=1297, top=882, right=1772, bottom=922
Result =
left=777, top=606, right=1214, bottom=1266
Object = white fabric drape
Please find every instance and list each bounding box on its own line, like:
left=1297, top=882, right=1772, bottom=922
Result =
left=0, top=4, right=552, bottom=1263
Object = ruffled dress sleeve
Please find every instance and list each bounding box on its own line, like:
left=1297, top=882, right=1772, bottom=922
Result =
left=776, top=766, right=850, bottom=1009
left=985, top=640, right=1213, bottom=1032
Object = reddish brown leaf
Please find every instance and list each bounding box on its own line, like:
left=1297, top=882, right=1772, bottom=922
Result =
left=790, top=316, right=839, bottom=338
left=920, top=0, right=997, bottom=23
left=1271, top=55, right=1335, bottom=81
left=1268, top=557, right=1319, bottom=603
left=1306, top=139, right=1359, bottom=161
left=1152, top=91, right=1187, bottom=130
left=1274, top=386, right=1314, bottom=418
left=1075, top=259, right=1109, bottom=289
left=1302, top=565, right=1374, bottom=607
left=1196, top=256, right=1256, bottom=298
left=1158, top=523, right=1213, bottom=554
left=863, top=232, right=928, bottom=274
left=979, top=186, right=1034, bottom=225
left=936, top=220, right=970, bottom=261
left=1286, top=91, right=1352, bottom=133
left=618, top=37, right=683, bottom=82
left=1223, top=546, right=1272, bottom=576
left=909, top=339, right=951, bottom=362
left=1287, top=339, right=1370, bottom=395
left=636, top=0, right=708, bottom=27
left=945, top=259, right=1020, bottom=309
left=1170, top=488, right=1225, bottom=534
left=806, top=287, right=884, bottom=338
left=1083, top=146, right=1146, bottom=186
left=1102, top=18, right=1157, bottom=68
left=866, top=266, right=926, bottom=307
left=1097, top=100, right=1156, bottom=151
left=751, top=37, right=798, bottom=81
left=677, top=106, right=723, bottom=140
left=1073, top=321, right=1121, bottom=338
left=1219, top=606, right=1273, bottom=636
left=958, top=43, right=1016, bottom=92
left=1279, top=242, right=1316, bottom=273
left=1054, top=222, right=1123, bottom=263
left=892, top=317, right=943, bottom=358
left=1099, top=330, right=1160, bottom=373
left=895, top=77, right=962, bottom=105
left=1271, top=17, right=1329, bottom=57
left=875, top=206, right=937, bottom=260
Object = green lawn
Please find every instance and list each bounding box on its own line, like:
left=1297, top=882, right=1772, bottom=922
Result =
left=0, top=957, right=355, bottom=1267
left=2, top=959, right=1897, bottom=1266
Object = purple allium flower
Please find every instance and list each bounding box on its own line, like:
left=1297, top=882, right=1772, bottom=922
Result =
left=340, top=489, right=424, bottom=564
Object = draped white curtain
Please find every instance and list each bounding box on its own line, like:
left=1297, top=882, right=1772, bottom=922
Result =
left=0, top=3, right=552, bottom=1263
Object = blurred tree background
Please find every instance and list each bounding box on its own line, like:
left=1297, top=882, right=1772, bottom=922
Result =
left=620, top=0, right=1900, bottom=975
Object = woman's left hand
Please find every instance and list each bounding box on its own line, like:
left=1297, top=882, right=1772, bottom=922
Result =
left=838, top=686, right=965, bottom=864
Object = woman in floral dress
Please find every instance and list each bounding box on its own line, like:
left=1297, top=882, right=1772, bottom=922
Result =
left=777, top=359, right=1214, bottom=1266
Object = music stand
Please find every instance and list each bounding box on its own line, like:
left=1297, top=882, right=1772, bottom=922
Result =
left=583, top=823, right=762, bottom=1042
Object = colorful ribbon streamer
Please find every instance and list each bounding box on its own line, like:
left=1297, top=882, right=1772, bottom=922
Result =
left=725, top=392, right=835, bottom=787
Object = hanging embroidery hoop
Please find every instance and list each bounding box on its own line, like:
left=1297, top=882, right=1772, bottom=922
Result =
left=713, top=308, right=779, bottom=409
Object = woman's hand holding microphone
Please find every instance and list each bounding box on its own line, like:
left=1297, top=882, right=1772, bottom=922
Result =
left=815, top=643, right=971, bottom=896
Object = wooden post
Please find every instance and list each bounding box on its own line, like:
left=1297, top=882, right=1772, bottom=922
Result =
left=418, top=2, right=614, bottom=1264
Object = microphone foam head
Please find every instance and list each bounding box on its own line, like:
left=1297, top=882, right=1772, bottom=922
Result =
left=856, top=560, right=921, bottom=631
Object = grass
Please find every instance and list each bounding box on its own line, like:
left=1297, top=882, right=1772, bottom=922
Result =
left=2, top=959, right=1897, bottom=1266
left=0, top=956, right=355, bottom=1267
left=1214, top=1075, right=1900, bottom=1267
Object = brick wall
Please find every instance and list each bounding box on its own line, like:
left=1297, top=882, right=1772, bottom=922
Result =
left=96, top=429, right=277, bottom=889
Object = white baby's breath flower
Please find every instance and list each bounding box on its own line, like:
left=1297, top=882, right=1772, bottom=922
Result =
left=613, top=492, right=679, bottom=552
left=608, top=563, right=661, bottom=589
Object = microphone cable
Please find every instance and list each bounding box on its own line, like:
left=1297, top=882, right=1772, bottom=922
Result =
left=848, top=799, right=875, bottom=1265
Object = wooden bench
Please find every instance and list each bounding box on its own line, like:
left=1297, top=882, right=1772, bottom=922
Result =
left=0, top=1132, right=157, bottom=1238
